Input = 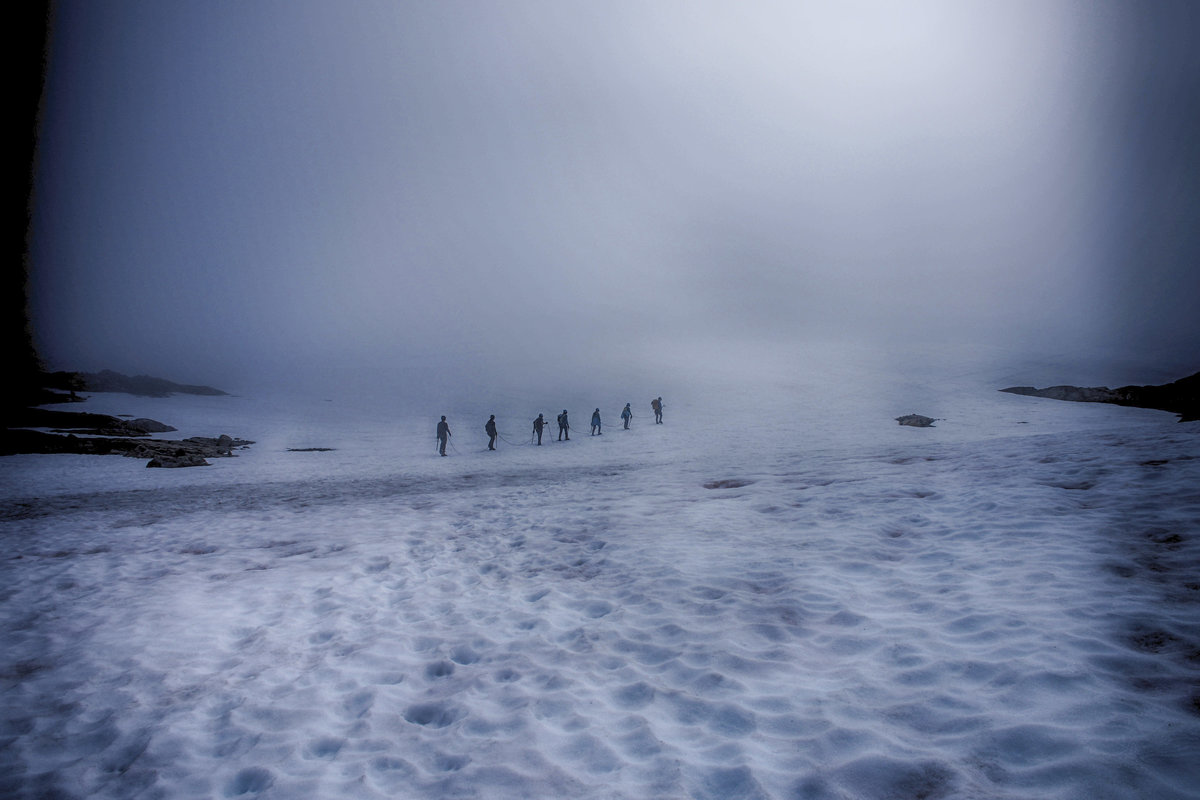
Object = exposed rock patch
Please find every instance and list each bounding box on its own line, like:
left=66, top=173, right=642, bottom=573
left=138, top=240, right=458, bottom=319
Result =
left=895, top=414, right=937, bottom=428
left=1001, top=371, right=1199, bottom=422
left=130, top=435, right=250, bottom=467
left=2, top=372, right=250, bottom=467
left=0, top=429, right=253, bottom=465
left=147, top=453, right=210, bottom=469
left=10, top=408, right=174, bottom=435
left=704, top=479, right=755, bottom=489
left=7, top=408, right=179, bottom=440
left=68, top=369, right=227, bottom=397
left=126, top=418, right=177, bottom=433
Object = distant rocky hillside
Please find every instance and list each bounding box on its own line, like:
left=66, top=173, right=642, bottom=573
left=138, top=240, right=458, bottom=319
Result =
left=50, top=370, right=227, bottom=398
left=3, top=373, right=247, bottom=465
left=1001, top=371, right=1199, bottom=422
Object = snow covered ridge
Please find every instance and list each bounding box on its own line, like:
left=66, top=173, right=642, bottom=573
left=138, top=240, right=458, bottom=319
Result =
left=2, top=388, right=1199, bottom=799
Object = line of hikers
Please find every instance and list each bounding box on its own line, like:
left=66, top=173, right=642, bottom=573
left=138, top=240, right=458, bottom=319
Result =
left=436, top=398, right=664, bottom=455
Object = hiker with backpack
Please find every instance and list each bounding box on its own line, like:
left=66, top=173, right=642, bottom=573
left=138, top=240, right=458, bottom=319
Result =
left=485, top=415, right=498, bottom=450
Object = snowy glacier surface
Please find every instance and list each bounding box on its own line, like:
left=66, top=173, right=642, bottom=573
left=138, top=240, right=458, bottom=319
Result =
left=2, top=358, right=1199, bottom=799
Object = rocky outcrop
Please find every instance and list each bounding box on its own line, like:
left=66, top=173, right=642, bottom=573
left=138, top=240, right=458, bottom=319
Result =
left=3, top=404, right=251, bottom=466
left=133, top=434, right=246, bottom=464
left=146, top=453, right=210, bottom=469
left=66, top=370, right=227, bottom=397
left=3, top=372, right=249, bottom=466
left=141, top=437, right=238, bottom=466
left=1001, top=371, right=1199, bottom=421
left=0, top=429, right=249, bottom=460
left=895, top=414, right=937, bottom=427
left=1000, top=385, right=1118, bottom=403
left=8, top=408, right=177, bottom=437
left=126, top=418, right=177, bottom=433
left=94, top=417, right=181, bottom=437
left=0, top=429, right=252, bottom=461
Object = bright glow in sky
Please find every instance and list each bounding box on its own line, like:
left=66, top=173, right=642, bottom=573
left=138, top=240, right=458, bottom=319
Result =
left=29, top=0, right=1200, bottom=394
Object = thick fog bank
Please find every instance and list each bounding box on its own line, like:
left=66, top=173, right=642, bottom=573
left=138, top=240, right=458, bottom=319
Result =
left=211, top=337, right=1194, bottom=414
left=29, top=1, right=1200, bottom=409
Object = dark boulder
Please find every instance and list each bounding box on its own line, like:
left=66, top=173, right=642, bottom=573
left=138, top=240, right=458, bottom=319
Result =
left=131, top=435, right=253, bottom=465
left=896, top=414, right=937, bottom=427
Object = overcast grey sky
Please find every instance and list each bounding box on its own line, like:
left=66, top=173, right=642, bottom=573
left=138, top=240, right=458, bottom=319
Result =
left=29, top=0, right=1200, bottom=395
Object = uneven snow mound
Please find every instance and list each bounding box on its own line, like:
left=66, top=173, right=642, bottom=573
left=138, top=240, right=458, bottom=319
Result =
left=2, top=387, right=1198, bottom=799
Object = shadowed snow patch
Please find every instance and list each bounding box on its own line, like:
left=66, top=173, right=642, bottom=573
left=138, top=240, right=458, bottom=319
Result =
left=404, top=703, right=462, bottom=728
